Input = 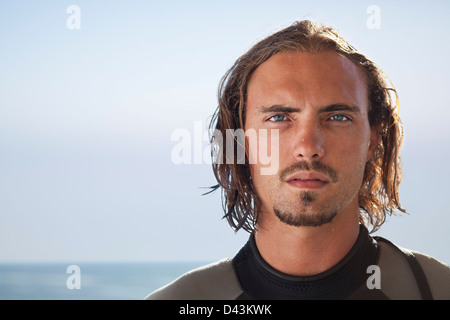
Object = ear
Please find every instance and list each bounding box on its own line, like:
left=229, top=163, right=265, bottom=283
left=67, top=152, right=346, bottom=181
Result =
left=366, top=125, right=380, bottom=162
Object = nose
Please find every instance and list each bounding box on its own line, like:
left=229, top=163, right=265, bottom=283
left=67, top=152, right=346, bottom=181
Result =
left=292, top=121, right=325, bottom=161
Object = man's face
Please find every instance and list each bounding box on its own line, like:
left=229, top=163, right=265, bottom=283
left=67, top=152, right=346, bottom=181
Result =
left=244, top=51, right=378, bottom=227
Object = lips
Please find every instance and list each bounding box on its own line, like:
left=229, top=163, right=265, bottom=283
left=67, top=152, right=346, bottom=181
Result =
left=285, top=172, right=330, bottom=189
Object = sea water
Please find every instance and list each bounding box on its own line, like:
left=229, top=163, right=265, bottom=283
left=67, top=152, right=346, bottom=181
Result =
left=0, top=261, right=210, bottom=300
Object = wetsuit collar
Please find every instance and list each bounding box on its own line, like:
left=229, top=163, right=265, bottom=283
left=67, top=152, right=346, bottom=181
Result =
left=232, top=224, right=379, bottom=299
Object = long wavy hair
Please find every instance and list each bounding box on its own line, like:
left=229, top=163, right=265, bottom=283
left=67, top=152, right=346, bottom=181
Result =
left=207, top=20, right=406, bottom=233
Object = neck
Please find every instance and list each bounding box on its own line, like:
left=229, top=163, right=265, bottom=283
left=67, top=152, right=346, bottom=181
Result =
left=254, top=204, right=360, bottom=276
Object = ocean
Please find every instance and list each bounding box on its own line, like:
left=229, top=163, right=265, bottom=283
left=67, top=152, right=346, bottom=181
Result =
left=0, top=261, right=210, bottom=300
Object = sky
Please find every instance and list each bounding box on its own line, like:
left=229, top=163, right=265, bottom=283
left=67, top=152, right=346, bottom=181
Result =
left=0, top=0, right=449, bottom=264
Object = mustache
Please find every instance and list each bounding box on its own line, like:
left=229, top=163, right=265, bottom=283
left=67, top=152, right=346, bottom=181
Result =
left=279, top=161, right=338, bottom=183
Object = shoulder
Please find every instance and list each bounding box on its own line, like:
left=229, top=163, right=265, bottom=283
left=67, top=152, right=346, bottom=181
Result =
left=145, top=258, right=243, bottom=300
left=411, top=250, right=450, bottom=299
left=377, top=238, right=450, bottom=299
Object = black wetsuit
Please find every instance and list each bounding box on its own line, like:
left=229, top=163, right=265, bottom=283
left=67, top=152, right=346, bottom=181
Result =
left=233, top=225, right=388, bottom=299
left=147, top=225, right=450, bottom=300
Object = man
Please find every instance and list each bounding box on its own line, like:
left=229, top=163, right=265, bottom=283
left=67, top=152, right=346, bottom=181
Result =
left=147, top=20, right=450, bottom=299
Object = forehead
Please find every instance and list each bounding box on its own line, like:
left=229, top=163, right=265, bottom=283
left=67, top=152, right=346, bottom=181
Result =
left=246, top=51, right=368, bottom=113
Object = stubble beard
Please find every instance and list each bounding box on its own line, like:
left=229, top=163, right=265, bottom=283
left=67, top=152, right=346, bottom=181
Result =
left=271, top=161, right=341, bottom=227
left=273, top=190, right=340, bottom=227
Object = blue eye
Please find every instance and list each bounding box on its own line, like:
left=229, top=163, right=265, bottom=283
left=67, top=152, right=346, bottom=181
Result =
left=330, top=114, right=348, bottom=122
left=269, top=115, right=287, bottom=122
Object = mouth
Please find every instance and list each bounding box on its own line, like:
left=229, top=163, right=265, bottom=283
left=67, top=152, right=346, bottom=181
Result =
left=285, top=172, right=330, bottom=189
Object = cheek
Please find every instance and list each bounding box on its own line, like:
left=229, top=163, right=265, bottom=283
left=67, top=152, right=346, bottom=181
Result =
left=249, top=161, right=280, bottom=211
left=331, top=122, right=371, bottom=154
left=246, top=129, right=280, bottom=174
left=329, top=135, right=371, bottom=178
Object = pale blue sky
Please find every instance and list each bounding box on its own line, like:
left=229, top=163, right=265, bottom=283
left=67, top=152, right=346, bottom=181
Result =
left=0, top=0, right=449, bottom=264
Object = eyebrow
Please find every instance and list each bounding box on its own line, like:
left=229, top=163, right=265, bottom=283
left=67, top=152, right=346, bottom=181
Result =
left=257, top=104, right=361, bottom=114
left=318, top=104, right=361, bottom=114
left=257, top=105, right=300, bottom=114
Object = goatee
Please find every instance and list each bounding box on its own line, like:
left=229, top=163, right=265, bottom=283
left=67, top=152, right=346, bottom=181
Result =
left=273, top=190, right=338, bottom=227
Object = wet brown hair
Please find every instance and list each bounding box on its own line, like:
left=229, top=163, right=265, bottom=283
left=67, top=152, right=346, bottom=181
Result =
left=207, top=20, right=406, bottom=233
